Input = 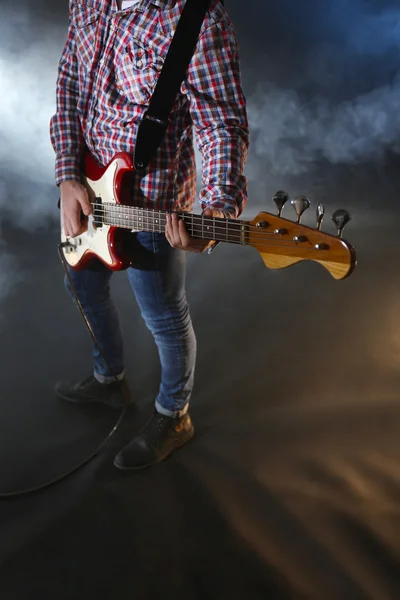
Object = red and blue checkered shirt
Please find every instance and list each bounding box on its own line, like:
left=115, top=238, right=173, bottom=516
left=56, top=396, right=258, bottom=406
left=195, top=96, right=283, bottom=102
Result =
left=50, top=0, right=249, bottom=217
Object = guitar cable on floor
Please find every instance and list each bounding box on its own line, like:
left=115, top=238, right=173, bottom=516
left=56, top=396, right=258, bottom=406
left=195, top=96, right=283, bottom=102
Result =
left=0, top=244, right=128, bottom=499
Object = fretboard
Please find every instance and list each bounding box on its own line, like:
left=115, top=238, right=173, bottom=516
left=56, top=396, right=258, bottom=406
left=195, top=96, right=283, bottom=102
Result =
left=94, top=203, right=249, bottom=245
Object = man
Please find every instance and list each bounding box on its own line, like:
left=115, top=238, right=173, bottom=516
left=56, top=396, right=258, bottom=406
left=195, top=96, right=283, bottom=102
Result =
left=50, top=0, right=249, bottom=470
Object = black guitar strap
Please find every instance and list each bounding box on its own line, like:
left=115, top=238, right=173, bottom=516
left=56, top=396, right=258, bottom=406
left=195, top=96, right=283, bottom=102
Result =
left=133, top=0, right=211, bottom=171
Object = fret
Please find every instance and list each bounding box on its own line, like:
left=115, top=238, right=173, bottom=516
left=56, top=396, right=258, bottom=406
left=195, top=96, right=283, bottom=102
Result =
left=205, top=218, right=212, bottom=239
left=100, top=203, right=249, bottom=246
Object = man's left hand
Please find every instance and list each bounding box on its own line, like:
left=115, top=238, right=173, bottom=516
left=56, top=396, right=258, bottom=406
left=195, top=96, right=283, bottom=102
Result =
left=165, top=208, right=227, bottom=253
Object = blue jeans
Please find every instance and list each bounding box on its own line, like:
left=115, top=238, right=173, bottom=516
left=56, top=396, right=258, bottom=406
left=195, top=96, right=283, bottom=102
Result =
left=64, top=232, right=197, bottom=418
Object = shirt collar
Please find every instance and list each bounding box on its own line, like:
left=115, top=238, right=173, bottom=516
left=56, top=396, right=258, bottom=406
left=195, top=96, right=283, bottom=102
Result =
left=139, top=0, right=174, bottom=7
left=115, top=0, right=174, bottom=13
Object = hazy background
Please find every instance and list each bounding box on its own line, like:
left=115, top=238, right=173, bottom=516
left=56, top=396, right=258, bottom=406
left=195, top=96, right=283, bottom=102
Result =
left=1, top=4, right=400, bottom=598
left=0, top=0, right=399, bottom=229
left=0, top=1, right=399, bottom=320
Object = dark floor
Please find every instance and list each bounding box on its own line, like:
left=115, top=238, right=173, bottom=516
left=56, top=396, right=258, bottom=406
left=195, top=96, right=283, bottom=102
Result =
left=0, top=160, right=400, bottom=599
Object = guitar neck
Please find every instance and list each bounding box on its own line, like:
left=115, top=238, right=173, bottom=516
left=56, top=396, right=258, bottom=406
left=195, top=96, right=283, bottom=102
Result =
left=96, top=202, right=250, bottom=245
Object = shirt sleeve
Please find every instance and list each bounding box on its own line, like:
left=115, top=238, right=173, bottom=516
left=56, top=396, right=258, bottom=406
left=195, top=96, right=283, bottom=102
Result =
left=49, top=11, right=84, bottom=186
left=182, top=19, right=249, bottom=218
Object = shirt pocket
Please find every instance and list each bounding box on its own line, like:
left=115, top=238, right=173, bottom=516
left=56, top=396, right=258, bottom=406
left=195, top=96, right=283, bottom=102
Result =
left=115, top=39, right=163, bottom=107
left=72, top=5, right=101, bottom=70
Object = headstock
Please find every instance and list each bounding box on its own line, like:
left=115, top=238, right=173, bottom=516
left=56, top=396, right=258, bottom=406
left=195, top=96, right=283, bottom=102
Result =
left=249, top=191, right=357, bottom=280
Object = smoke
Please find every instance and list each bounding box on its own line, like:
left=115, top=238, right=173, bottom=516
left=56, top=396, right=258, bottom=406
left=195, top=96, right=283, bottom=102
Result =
left=243, top=2, right=400, bottom=181
left=0, top=6, right=62, bottom=229
left=0, top=0, right=398, bottom=263
left=328, top=2, right=400, bottom=58
left=0, top=5, right=64, bottom=301
left=248, top=75, right=400, bottom=178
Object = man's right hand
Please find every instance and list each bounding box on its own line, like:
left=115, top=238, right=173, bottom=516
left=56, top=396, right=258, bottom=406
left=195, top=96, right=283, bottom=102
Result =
left=60, top=180, right=93, bottom=238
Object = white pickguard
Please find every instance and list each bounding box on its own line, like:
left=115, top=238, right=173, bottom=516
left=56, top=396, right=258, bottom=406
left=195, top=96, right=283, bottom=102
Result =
left=60, top=160, right=119, bottom=267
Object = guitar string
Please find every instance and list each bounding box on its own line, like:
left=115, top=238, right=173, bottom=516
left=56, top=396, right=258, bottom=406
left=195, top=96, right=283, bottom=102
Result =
left=88, top=205, right=340, bottom=251
left=91, top=202, right=294, bottom=230
left=90, top=202, right=333, bottom=237
left=91, top=212, right=320, bottom=245
left=90, top=205, right=337, bottom=239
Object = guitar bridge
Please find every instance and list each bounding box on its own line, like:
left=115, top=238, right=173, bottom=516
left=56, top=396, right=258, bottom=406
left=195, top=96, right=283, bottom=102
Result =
left=61, top=238, right=82, bottom=253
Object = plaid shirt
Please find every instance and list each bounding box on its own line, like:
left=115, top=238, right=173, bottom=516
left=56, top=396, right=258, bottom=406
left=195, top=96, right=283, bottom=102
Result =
left=50, top=0, right=249, bottom=217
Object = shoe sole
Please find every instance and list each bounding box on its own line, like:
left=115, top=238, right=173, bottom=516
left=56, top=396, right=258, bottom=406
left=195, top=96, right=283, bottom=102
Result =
left=113, top=427, right=195, bottom=471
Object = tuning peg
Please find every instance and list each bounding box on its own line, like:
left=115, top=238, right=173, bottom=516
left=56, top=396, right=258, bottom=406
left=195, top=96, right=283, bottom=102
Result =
left=332, top=209, right=351, bottom=238
left=273, top=190, right=289, bottom=216
left=291, top=195, right=310, bottom=223
left=316, top=202, right=325, bottom=231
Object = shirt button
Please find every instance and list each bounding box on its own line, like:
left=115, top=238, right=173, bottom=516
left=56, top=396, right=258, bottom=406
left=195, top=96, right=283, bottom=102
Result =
left=136, top=59, right=143, bottom=68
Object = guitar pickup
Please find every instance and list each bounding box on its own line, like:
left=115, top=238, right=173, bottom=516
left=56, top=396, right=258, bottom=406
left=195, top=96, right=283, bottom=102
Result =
left=93, top=197, right=103, bottom=228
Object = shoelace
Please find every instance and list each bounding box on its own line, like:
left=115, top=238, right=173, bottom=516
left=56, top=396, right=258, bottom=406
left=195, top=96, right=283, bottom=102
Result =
left=80, top=375, right=97, bottom=389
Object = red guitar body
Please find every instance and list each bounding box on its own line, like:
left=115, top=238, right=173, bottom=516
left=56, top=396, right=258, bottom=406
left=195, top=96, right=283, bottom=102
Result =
left=60, top=152, right=136, bottom=271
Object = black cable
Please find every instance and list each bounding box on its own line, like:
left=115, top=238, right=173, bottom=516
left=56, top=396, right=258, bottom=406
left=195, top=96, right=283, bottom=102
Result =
left=0, top=245, right=128, bottom=499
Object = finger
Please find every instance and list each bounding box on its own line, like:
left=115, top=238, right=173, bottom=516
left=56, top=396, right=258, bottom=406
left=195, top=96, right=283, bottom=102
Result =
left=65, top=214, right=76, bottom=238
left=170, top=213, right=184, bottom=247
left=177, top=218, right=191, bottom=248
left=166, top=213, right=175, bottom=236
left=71, top=211, right=82, bottom=237
left=69, top=224, right=79, bottom=238
left=170, top=212, right=180, bottom=235
left=165, top=214, right=179, bottom=248
left=80, top=189, right=92, bottom=216
left=68, top=209, right=84, bottom=237
left=65, top=219, right=73, bottom=238
left=165, top=214, right=173, bottom=246
left=171, top=213, right=186, bottom=248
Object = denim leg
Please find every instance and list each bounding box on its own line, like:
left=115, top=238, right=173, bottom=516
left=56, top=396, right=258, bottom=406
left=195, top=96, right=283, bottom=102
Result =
left=127, top=232, right=196, bottom=417
left=64, top=260, right=124, bottom=381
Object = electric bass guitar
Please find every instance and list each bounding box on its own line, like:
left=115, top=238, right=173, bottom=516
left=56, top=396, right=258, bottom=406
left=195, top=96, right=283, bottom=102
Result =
left=60, top=152, right=357, bottom=280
